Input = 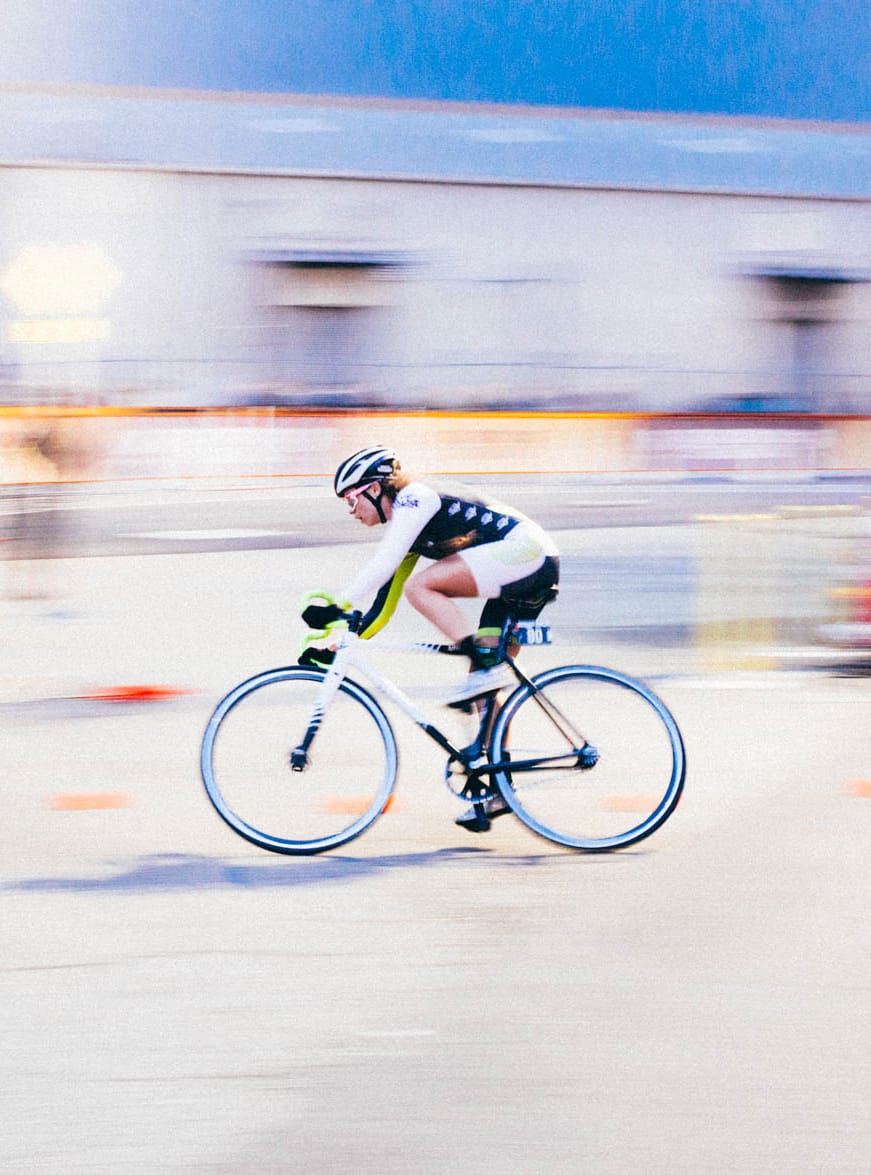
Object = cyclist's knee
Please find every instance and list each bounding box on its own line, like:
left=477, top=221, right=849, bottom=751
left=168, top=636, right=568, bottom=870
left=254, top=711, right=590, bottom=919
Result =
left=404, top=574, right=449, bottom=620
left=403, top=575, right=424, bottom=608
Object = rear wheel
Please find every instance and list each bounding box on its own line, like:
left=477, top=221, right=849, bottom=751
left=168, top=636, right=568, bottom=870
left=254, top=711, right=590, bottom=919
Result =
left=489, top=665, right=685, bottom=850
left=201, top=667, right=398, bottom=854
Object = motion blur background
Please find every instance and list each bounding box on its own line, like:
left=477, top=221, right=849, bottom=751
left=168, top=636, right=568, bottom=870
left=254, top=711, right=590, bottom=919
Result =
left=2, top=5, right=870, bottom=1173
left=1, top=1, right=870, bottom=661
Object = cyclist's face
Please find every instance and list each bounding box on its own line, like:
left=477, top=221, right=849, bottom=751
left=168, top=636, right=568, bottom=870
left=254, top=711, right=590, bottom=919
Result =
left=343, top=482, right=384, bottom=526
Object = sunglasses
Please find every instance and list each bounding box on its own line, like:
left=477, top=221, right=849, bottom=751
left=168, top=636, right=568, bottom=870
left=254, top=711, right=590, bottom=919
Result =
left=343, top=482, right=378, bottom=511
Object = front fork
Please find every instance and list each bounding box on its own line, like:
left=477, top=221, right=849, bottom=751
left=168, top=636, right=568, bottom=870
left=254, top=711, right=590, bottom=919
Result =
left=290, top=641, right=355, bottom=772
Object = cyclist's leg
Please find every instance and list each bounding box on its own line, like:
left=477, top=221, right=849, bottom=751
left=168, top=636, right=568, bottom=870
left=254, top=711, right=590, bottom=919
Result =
left=404, top=527, right=558, bottom=648
left=402, top=554, right=479, bottom=642
left=447, top=552, right=558, bottom=709
left=452, top=552, right=561, bottom=700
left=474, top=552, right=561, bottom=658
left=476, top=596, right=520, bottom=664
left=405, top=536, right=559, bottom=704
left=454, top=553, right=562, bottom=825
left=497, top=553, right=560, bottom=625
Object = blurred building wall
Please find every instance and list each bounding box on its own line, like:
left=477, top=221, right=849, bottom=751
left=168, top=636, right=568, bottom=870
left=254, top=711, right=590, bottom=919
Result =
left=0, top=150, right=868, bottom=413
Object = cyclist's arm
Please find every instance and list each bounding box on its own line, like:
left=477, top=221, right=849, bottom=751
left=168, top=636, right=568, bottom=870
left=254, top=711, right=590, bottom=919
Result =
left=358, top=552, right=419, bottom=639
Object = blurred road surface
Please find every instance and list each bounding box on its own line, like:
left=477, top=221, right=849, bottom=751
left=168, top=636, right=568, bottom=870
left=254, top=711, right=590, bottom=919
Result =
left=8, top=471, right=868, bottom=557
left=5, top=471, right=869, bottom=667
left=1, top=525, right=869, bottom=1173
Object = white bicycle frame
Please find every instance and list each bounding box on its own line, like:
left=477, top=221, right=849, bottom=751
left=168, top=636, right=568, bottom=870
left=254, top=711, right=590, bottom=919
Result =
left=308, top=627, right=487, bottom=751
left=297, top=623, right=585, bottom=778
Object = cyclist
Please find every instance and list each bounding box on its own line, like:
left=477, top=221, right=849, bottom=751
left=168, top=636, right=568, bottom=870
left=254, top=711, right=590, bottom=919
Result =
left=300, top=446, right=560, bottom=827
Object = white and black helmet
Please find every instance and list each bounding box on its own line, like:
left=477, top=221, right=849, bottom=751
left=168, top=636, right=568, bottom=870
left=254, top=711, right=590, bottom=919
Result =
left=333, top=446, right=400, bottom=497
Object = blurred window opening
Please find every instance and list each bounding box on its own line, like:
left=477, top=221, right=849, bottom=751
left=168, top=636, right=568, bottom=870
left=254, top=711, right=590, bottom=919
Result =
left=251, top=252, right=402, bottom=405
left=749, top=267, right=869, bottom=414
left=278, top=304, right=377, bottom=388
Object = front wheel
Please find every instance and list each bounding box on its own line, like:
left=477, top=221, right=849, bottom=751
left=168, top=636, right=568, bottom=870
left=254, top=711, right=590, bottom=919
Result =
left=489, top=665, right=685, bottom=851
left=201, top=667, right=398, bottom=855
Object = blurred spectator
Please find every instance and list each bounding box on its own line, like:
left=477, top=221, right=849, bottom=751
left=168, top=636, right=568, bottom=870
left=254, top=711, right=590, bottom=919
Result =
left=0, top=410, right=95, bottom=601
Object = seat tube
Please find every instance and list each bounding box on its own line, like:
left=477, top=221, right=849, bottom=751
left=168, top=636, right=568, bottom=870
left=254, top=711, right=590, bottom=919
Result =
left=462, top=692, right=500, bottom=763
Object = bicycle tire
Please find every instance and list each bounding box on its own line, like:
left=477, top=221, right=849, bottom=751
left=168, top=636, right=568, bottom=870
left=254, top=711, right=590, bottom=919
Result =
left=489, top=665, right=685, bottom=851
left=201, top=666, right=398, bottom=855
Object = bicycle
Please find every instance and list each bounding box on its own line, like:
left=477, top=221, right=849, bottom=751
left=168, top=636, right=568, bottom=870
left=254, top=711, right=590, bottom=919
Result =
left=200, top=600, right=686, bottom=855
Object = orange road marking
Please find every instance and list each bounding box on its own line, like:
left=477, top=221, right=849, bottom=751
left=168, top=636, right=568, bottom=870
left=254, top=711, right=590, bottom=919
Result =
left=78, top=685, right=194, bottom=702
left=50, top=793, right=134, bottom=810
left=602, top=794, right=662, bottom=812
left=322, top=794, right=405, bottom=815
left=846, top=780, right=871, bottom=798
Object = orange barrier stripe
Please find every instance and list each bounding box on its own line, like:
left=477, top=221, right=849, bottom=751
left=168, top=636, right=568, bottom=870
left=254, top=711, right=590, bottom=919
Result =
left=1, top=405, right=866, bottom=422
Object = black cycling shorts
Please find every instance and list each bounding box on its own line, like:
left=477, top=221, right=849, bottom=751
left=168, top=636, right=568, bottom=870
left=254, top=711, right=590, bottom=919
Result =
left=479, top=554, right=560, bottom=628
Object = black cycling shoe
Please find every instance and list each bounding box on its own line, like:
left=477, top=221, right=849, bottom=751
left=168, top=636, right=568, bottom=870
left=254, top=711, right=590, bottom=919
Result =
left=455, top=795, right=510, bottom=832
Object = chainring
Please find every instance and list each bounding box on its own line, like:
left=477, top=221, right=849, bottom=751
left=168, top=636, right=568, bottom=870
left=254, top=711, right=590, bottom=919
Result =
left=444, top=755, right=500, bottom=802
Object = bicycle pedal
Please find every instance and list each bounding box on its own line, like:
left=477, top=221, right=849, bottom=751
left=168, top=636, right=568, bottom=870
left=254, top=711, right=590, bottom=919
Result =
left=455, top=806, right=492, bottom=833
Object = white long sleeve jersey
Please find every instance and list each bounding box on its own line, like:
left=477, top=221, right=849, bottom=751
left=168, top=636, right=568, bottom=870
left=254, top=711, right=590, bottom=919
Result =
left=340, top=480, right=526, bottom=610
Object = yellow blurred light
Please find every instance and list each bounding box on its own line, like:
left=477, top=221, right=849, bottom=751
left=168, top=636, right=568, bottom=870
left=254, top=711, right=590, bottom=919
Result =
left=0, top=243, right=122, bottom=316
left=6, top=318, right=112, bottom=344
